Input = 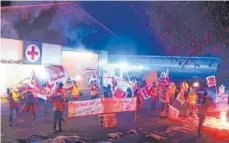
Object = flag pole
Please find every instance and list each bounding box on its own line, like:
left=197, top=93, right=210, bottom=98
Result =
left=215, top=76, right=218, bottom=98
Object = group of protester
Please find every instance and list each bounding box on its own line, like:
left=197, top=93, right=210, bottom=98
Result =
left=6, top=77, right=211, bottom=136
left=146, top=80, right=212, bottom=137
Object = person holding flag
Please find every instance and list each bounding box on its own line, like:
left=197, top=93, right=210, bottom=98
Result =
left=90, top=80, right=99, bottom=100
left=21, top=88, right=36, bottom=119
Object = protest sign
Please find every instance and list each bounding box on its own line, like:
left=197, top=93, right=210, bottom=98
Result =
left=101, top=97, right=137, bottom=113
left=67, top=97, right=137, bottom=118
left=68, top=99, right=102, bottom=118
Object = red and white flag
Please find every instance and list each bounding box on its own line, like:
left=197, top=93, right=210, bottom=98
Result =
left=140, top=86, right=151, bottom=100
left=28, top=71, right=50, bottom=100
left=168, top=105, right=179, bottom=119
left=44, top=65, right=67, bottom=84
left=176, top=91, right=185, bottom=105
left=113, top=88, right=126, bottom=98
left=206, top=75, right=216, bottom=88
left=158, top=71, right=170, bottom=90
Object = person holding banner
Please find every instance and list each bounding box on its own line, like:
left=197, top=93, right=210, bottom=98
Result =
left=52, top=82, right=66, bottom=133
left=186, top=87, right=197, bottom=117
left=90, top=81, right=99, bottom=100
left=150, top=82, right=159, bottom=110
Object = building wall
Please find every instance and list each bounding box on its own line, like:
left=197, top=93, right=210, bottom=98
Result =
left=0, top=38, right=99, bottom=95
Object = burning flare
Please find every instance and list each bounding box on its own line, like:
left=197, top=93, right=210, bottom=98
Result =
left=220, top=112, right=229, bottom=126
left=204, top=111, right=229, bottom=130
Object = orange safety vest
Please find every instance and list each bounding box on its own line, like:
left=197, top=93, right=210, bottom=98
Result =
left=187, top=92, right=197, bottom=105
left=151, top=87, right=158, bottom=97
left=53, top=88, right=66, bottom=111
left=182, top=83, right=189, bottom=92
left=90, top=84, right=98, bottom=96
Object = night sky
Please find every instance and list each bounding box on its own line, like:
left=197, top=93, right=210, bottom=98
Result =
left=79, top=1, right=164, bottom=55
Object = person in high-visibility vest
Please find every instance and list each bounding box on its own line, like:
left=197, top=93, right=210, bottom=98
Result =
left=90, top=81, right=99, bottom=100
left=186, top=87, right=197, bottom=117
left=71, top=81, right=80, bottom=100
left=7, top=86, right=21, bottom=127
left=169, top=82, right=176, bottom=104
left=160, top=84, right=170, bottom=118
left=182, top=81, right=189, bottom=98
left=150, top=82, right=159, bottom=110
left=52, top=82, right=66, bottom=133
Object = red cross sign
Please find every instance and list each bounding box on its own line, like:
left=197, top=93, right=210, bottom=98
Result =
left=25, top=44, right=41, bottom=63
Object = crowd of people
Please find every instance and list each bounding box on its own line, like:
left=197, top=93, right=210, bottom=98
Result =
left=6, top=78, right=212, bottom=136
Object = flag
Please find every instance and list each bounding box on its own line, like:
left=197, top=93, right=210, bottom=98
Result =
left=140, top=86, right=151, bottom=100
left=44, top=65, right=67, bottom=84
left=206, top=75, right=216, bottom=88
left=28, top=71, right=49, bottom=100
left=168, top=105, right=179, bottom=119
left=176, top=91, right=185, bottom=104
left=113, top=88, right=126, bottom=98
left=158, top=71, right=170, bottom=90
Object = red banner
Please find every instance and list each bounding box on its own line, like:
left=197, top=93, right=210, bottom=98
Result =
left=45, top=65, right=67, bottom=83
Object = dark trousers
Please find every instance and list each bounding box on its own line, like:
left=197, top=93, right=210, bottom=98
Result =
left=53, top=111, right=63, bottom=130
left=198, top=115, right=205, bottom=136
left=9, top=107, right=19, bottom=124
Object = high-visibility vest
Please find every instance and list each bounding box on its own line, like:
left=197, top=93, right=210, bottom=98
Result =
left=12, top=90, right=20, bottom=102
left=151, top=87, right=158, bottom=97
left=187, top=92, right=197, bottom=105
left=182, top=83, right=189, bottom=92
left=53, top=88, right=65, bottom=111
left=71, top=85, right=80, bottom=97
